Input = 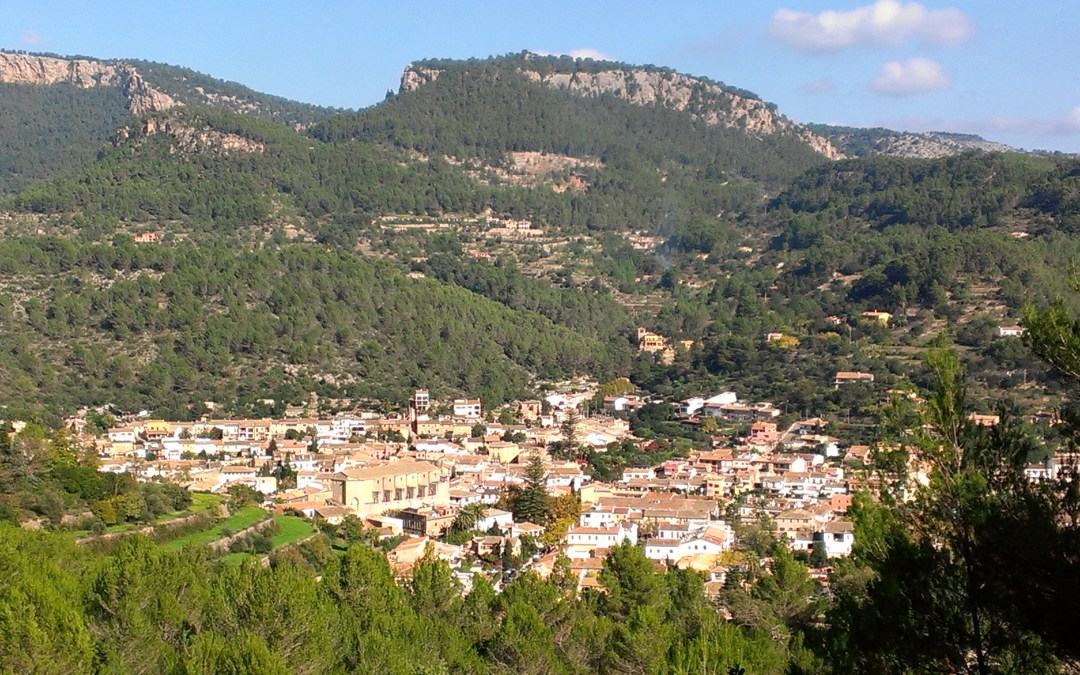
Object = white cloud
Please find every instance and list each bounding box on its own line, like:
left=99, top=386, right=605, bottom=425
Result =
left=19, top=30, right=43, bottom=46
left=533, top=48, right=616, bottom=62
left=568, top=48, right=616, bottom=61
left=871, top=57, right=950, bottom=95
left=770, top=0, right=973, bottom=53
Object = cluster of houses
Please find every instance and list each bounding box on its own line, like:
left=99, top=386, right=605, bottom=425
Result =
left=59, top=378, right=1076, bottom=592
left=65, top=382, right=882, bottom=592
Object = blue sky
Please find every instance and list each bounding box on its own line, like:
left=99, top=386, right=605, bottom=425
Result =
left=5, top=1, right=1079, bottom=152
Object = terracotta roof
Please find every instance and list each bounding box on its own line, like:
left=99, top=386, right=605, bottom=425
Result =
left=333, top=459, right=439, bottom=480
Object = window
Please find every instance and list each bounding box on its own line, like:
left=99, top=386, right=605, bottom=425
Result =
left=407, top=487, right=415, bottom=499
left=395, top=488, right=403, bottom=501
left=372, top=491, right=380, bottom=503
left=418, top=485, right=426, bottom=498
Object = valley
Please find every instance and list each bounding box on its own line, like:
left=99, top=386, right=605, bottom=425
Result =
left=2, top=46, right=1080, bottom=674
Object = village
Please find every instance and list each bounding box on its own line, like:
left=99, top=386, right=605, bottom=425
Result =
left=45, top=321, right=1063, bottom=597
left=66, top=375, right=857, bottom=589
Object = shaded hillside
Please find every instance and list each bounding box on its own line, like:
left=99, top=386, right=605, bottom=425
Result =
left=0, top=83, right=130, bottom=194
left=0, top=50, right=336, bottom=196
left=0, top=238, right=625, bottom=420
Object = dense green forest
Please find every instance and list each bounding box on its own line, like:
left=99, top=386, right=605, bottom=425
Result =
left=0, top=237, right=625, bottom=420
left=0, top=83, right=131, bottom=194
left=313, top=58, right=824, bottom=188
left=10, top=97, right=764, bottom=241
left=767, top=154, right=1080, bottom=317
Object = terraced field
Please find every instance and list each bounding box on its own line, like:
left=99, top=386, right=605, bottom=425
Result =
left=219, top=514, right=317, bottom=566
left=158, top=505, right=268, bottom=552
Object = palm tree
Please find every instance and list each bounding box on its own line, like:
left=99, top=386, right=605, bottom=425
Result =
left=451, top=502, right=488, bottom=533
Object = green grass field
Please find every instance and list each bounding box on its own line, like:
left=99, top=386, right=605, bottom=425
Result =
left=158, top=505, right=267, bottom=552
left=217, top=514, right=317, bottom=566
left=269, top=515, right=316, bottom=547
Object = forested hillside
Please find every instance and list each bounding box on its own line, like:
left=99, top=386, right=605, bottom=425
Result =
left=0, top=238, right=624, bottom=420
left=768, top=153, right=1080, bottom=314
left=0, top=83, right=130, bottom=194
left=126, top=58, right=340, bottom=125
left=0, top=51, right=1078, bottom=420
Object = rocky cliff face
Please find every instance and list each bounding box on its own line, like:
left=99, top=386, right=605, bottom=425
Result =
left=399, top=65, right=442, bottom=93
left=0, top=52, right=178, bottom=116
left=400, top=62, right=842, bottom=159
left=145, top=116, right=265, bottom=155
left=111, top=115, right=265, bottom=155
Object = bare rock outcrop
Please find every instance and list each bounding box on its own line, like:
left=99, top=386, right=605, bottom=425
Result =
left=140, top=116, right=265, bottom=155
left=124, top=69, right=179, bottom=116
left=519, top=68, right=841, bottom=159
left=0, top=52, right=119, bottom=87
left=875, top=132, right=1013, bottom=159
left=0, top=52, right=178, bottom=115
left=399, top=65, right=442, bottom=92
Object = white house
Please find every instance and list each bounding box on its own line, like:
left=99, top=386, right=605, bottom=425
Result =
left=476, top=508, right=514, bottom=533
left=566, top=522, right=638, bottom=548
left=579, top=506, right=632, bottom=528
left=331, top=416, right=369, bottom=442
left=644, top=523, right=733, bottom=563
left=107, top=427, right=137, bottom=444
left=622, top=467, right=656, bottom=482
left=704, top=392, right=738, bottom=407
left=452, top=399, right=483, bottom=419
left=814, top=520, right=855, bottom=557
left=679, top=397, right=706, bottom=417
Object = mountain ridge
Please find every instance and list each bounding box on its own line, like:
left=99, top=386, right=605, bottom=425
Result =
left=0, top=51, right=176, bottom=116
left=0, top=50, right=336, bottom=124
left=400, top=54, right=842, bottom=160
left=0, top=47, right=1030, bottom=174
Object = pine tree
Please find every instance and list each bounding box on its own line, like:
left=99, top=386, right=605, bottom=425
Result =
left=514, top=452, right=551, bottom=525
left=559, top=408, right=581, bottom=459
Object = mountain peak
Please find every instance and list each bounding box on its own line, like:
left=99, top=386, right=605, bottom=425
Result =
left=399, top=56, right=841, bottom=160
